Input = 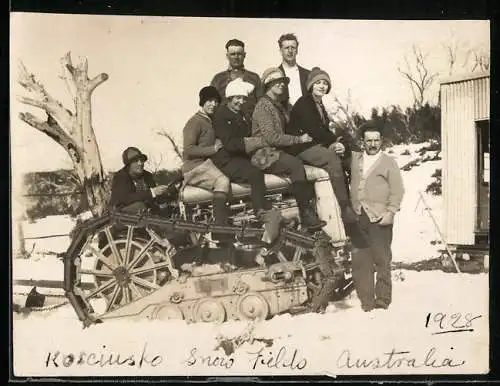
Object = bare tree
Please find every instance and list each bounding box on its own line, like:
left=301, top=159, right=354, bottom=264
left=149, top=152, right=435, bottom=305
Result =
left=398, top=45, right=439, bottom=108
left=331, top=90, right=359, bottom=135
left=17, top=52, right=109, bottom=217
left=147, top=153, right=164, bottom=174
left=323, top=89, right=359, bottom=137
left=443, top=40, right=490, bottom=75
left=157, top=129, right=183, bottom=161
left=468, top=47, right=490, bottom=72
left=443, top=41, right=460, bottom=76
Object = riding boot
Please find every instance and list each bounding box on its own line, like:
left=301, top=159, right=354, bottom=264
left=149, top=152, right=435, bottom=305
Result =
left=292, top=181, right=326, bottom=231
left=212, top=192, right=232, bottom=244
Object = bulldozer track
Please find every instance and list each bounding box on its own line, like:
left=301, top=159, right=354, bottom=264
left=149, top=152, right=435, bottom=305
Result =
left=64, top=210, right=351, bottom=327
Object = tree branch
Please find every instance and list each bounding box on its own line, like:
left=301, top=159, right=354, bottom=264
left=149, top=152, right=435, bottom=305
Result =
left=158, top=130, right=183, bottom=161
left=89, top=73, right=109, bottom=93
left=19, top=112, right=82, bottom=165
left=398, top=45, right=438, bottom=107
left=17, top=96, right=47, bottom=110
left=330, top=92, right=358, bottom=134
left=18, top=60, right=75, bottom=130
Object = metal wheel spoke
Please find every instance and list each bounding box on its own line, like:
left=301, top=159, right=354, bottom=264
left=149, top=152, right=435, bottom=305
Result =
left=123, top=286, right=131, bottom=304
left=85, top=278, right=118, bottom=300
left=106, top=285, right=122, bottom=312
left=79, top=268, right=113, bottom=277
left=131, top=276, right=160, bottom=291
left=127, top=238, right=155, bottom=269
left=293, top=246, right=304, bottom=262
left=104, top=227, right=123, bottom=265
left=129, top=282, right=143, bottom=300
left=123, top=226, right=135, bottom=266
left=277, top=251, right=288, bottom=262
left=87, top=245, right=117, bottom=270
left=130, top=261, right=171, bottom=275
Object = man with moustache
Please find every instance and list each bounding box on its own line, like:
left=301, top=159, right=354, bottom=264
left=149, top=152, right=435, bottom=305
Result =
left=349, top=121, right=405, bottom=312
left=277, top=33, right=311, bottom=109
left=211, top=39, right=263, bottom=116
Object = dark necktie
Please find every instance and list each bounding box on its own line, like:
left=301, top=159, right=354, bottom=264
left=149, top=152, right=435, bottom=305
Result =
left=316, top=100, right=327, bottom=124
left=133, top=177, right=148, bottom=192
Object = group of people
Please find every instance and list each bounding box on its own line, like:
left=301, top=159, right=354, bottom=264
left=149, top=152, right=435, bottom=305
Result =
left=183, top=35, right=359, bottom=235
left=108, top=33, right=405, bottom=313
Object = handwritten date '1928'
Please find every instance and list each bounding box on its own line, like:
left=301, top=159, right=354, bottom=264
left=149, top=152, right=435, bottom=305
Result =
left=425, top=312, right=482, bottom=334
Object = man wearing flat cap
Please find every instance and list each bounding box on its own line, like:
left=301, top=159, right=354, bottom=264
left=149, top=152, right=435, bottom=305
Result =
left=210, top=39, right=263, bottom=117
left=108, top=147, right=171, bottom=213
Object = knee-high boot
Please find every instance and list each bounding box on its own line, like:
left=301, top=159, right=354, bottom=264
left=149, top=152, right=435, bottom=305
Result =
left=292, top=181, right=326, bottom=231
left=212, top=191, right=232, bottom=244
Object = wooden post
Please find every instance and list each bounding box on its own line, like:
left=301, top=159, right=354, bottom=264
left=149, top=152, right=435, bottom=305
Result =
left=417, top=190, right=462, bottom=274
left=15, top=219, right=26, bottom=259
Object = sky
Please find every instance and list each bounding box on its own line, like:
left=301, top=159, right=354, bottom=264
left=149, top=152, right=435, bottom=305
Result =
left=10, top=13, right=489, bottom=187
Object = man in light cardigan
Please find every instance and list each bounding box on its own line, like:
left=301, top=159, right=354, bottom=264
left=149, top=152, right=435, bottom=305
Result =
left=349, top=121, right=405, bottom=312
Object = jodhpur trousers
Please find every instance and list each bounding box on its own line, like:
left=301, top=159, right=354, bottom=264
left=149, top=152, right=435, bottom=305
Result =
left=297, top=144, right=349, bottom=205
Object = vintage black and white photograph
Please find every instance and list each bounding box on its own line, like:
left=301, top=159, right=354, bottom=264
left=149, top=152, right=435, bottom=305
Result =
left=10, top=13, right=490, bottom=377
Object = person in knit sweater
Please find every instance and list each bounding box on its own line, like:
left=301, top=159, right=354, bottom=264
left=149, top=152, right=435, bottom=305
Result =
left=251, top=67, right=326, bottom=231
left=286, top=67, right=358, bottom=226
left=349, top=121, right=405, bottom=312
left=182, top=86, right=232, bottom=242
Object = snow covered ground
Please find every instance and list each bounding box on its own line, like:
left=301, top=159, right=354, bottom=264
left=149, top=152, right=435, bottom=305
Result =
left=13, top=269, right=489, bottom=376
left=11, top=143, right=490, bottom=376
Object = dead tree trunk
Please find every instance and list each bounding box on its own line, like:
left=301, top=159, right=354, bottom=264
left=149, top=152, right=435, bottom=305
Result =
left=17, top=52, right=108, bottom=217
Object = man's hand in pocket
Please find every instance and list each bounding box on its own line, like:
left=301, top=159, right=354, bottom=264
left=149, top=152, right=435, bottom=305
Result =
left=378, top=212, right=395, bottom=226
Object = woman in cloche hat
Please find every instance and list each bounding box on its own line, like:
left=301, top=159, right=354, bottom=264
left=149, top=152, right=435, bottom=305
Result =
left=249, top=67, right=326, bottom=231
left=286, top=67, right=359, bottom=227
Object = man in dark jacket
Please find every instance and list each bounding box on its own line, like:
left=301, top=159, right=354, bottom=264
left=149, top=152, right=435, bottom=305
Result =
left=277, top=33, right=310, bottom=110
left=108, top=147, right=171, bottom=213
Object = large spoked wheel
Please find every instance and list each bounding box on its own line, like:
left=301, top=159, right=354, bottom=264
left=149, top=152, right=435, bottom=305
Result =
left=78, top=224, right=176, bottom=314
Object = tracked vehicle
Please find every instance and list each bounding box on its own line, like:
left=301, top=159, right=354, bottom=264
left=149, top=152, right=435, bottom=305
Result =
left=64, top=166, right=353, bottom=327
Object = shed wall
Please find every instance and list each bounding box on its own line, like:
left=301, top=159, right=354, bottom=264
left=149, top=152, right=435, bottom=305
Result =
left=441, top=75, right=489, bottom=245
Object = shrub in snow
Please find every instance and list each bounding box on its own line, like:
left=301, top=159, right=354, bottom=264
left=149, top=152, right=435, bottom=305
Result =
left=425, top=169, right=442, bottom=196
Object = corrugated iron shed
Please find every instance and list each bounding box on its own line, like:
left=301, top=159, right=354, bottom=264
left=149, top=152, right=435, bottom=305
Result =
left=440, top=72, right=489, bottom=246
